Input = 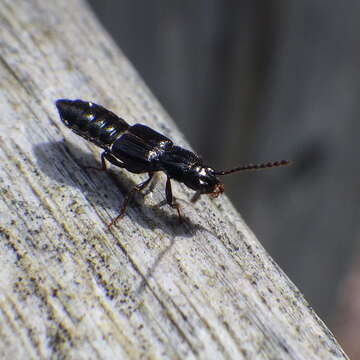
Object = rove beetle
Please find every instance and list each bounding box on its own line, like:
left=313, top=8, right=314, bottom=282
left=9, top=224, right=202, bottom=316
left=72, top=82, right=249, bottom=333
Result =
left=56, top=99, right=290, bottom=227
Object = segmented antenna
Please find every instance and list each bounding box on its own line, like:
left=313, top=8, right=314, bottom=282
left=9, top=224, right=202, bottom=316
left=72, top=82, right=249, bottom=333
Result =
left=215, top=160, right=291, bottom=176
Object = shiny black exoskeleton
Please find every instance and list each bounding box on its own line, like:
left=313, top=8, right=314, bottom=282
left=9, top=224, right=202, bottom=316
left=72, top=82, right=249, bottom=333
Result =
left=56, top=99, right=290, bottom=226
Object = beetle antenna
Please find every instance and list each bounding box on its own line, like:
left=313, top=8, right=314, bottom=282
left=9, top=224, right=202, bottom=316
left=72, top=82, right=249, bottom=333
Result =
left=214, top=160, right=291, bottom=176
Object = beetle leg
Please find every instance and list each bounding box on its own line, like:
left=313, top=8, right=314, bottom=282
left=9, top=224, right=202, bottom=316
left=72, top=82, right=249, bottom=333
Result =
left=82, top=151, right=107, bottom=171
left=83, top=150, right=125, bottom=171
left=103, top=152, right=126, bottom=168
left=191, top=191, right=201, bottom=203
left=108, top=172, right=154, bottom=228
left=165, top=176, right=182, bottom=221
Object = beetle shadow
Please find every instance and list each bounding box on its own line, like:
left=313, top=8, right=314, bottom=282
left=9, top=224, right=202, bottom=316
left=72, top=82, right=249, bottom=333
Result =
left=33, top=140, right=206, bottom=236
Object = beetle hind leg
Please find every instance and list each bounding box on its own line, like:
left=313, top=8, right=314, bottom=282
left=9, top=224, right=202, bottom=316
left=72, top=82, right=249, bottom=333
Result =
left=108, top=172, right=154, bottom=228
left=165, top=176, right=182, bottom=222
left=83, top=150, right=126, bottom=172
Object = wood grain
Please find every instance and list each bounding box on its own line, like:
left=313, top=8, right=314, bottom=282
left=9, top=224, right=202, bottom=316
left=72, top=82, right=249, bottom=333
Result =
left=0, top=1, right=348, bottom=359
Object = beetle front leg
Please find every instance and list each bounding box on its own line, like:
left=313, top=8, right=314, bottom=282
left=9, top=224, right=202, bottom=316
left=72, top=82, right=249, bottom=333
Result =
left=165, top=176, right=182, bottom=221
left=108, top=172, right=154, bottom=228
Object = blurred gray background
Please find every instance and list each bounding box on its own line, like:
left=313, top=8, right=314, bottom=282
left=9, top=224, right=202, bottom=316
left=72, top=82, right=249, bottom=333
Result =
left=87, top=0, right=360, bottom=355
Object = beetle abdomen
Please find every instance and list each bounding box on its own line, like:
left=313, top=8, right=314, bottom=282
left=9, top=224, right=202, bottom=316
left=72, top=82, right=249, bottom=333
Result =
left=56, top=99, right=130, bottom=149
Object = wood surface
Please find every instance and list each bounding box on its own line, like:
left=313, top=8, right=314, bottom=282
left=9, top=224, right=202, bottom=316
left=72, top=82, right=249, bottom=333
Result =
left=0, top=1, right=348, bottom=359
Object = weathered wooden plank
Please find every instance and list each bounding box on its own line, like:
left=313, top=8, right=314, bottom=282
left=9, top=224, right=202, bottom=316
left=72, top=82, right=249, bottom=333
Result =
left=0, top=0, right=348, bottom=359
